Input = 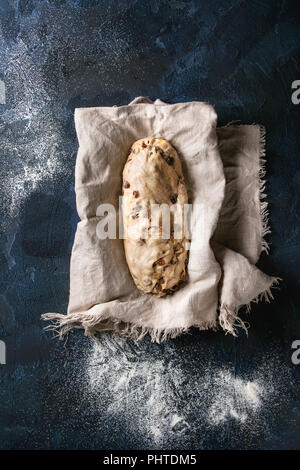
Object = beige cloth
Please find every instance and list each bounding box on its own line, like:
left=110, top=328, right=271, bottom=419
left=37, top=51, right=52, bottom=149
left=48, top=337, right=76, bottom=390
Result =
left=43, top=97, right=279, bottom=341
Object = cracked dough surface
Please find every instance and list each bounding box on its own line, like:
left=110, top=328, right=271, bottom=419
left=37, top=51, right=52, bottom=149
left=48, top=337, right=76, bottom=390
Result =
left=122, top=137, right=189, bottom=297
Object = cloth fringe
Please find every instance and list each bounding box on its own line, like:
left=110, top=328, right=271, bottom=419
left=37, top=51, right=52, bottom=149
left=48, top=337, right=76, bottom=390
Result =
left=41, top=312, right=217, bottom=344
left=219, top=276, right=281, bottom=336
left=219, top=126, right=281, bottom=336
left=43, top=276, right=281, bottom=341
left=258, top=125, right=271, bottom=254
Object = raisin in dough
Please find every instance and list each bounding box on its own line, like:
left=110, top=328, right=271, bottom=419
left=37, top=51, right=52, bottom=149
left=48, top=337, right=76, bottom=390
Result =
left=122, top=137, right=189, bottom=297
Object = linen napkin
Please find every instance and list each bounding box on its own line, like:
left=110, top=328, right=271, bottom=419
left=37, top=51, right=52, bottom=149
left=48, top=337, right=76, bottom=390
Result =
left=43, top=97, right=279, bottom=341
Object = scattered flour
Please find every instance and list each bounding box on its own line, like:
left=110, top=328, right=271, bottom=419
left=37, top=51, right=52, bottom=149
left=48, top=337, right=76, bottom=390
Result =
left=82, top=336, right=288, bottom=448
left=0, top=28, right=74, bottom=271
left=0, top=37, right=68, bottom=224
left=207, top=371, right=261, bottom=425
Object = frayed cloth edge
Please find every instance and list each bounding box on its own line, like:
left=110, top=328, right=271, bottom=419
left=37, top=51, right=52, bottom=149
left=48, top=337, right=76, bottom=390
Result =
left=219, top=276, right=281, bottom=336
left=258, top=125, right=272, bottom=254
left=41, top=312, right=217, bottom=344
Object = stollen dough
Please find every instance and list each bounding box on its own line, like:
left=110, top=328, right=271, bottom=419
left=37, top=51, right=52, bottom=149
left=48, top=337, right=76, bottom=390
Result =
left=122, top=137, right=189, bottom=297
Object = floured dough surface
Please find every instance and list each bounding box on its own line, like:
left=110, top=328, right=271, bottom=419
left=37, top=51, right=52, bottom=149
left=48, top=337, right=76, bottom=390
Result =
left=122, top=137, right=189, bottom=297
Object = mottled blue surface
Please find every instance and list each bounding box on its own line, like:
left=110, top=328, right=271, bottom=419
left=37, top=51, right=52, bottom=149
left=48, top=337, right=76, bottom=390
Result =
left=0, top=0, right=299, bottom=450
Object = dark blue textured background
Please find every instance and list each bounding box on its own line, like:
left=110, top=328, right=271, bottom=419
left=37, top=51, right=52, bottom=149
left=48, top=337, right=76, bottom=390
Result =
left=0, top=0, right=299, bottom=450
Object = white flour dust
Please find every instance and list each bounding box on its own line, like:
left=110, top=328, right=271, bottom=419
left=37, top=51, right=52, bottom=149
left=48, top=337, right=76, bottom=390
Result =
left=0, top=37, right=67, bottom=225
left=207, top=371, right=262, bottom=425
left=86, top=340, right=190, bottom=446
left=82, top=337, right=288, bottom=448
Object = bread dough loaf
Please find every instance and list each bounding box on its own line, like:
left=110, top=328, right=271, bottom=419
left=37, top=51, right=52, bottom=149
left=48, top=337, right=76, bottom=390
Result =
left=122, top=137, right=189, bottom=297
